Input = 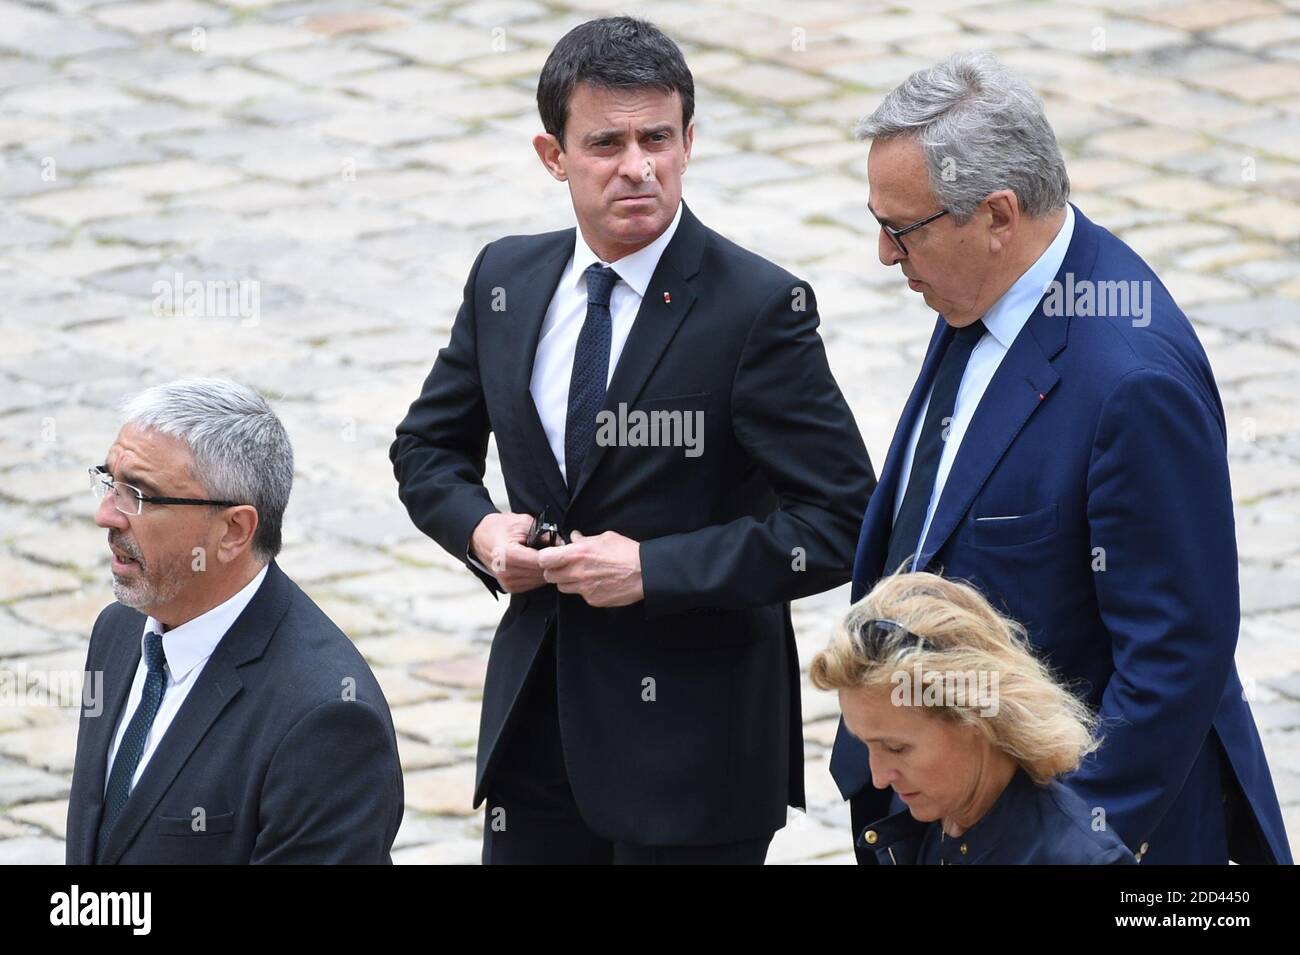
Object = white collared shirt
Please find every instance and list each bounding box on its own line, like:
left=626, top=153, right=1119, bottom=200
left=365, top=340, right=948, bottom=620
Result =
left=529, top=201, right=683, bottom=481
left=104, top=564, right=269, bottom=795
left=892, top=204, right=1075, bottom=561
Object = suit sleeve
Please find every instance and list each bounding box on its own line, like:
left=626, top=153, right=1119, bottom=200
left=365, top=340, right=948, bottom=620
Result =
left=252, top=699, right=403, bottom=864
left=638, top=279, right=876, bottom=617
left=1068, top=366, right=1238, bottom=852
left=389, top=244, right=502, bottom=596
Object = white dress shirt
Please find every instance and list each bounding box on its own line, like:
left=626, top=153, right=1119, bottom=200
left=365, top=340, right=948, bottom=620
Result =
left=104, top=564, right=269, bottom=795
left=529, top=200, right=683, bottom=481
left=892, top=203, right=1075, bottom=560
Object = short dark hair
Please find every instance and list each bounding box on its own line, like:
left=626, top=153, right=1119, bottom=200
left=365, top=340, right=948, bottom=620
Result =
left=537, top=17, right=695, bottom=148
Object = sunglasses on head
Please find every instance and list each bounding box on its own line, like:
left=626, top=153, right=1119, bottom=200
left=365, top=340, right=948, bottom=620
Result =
left=858, top=618, right=928, bottom=658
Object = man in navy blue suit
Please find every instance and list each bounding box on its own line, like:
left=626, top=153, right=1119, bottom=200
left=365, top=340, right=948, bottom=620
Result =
left=831, top=52, right=1292, bottom=865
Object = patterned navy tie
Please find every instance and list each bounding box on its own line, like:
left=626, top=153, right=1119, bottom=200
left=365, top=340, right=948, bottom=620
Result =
left=96, top=630, right=167, bottom=862
left=564, top=263, right=618, bottom=488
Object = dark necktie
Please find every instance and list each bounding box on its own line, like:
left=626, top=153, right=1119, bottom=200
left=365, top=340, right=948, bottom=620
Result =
left=96, top=630, right=167, bottom=862
left=564, top=263, right=618, bottom=488
left=884, top=319, right=987, bottom=575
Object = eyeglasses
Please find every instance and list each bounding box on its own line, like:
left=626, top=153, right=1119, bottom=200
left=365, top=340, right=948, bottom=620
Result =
left=89, top=465, right=244, bottom=516
left=858, top=618, right=928, bottom=658
left=872, top=208, right=949, bottom=256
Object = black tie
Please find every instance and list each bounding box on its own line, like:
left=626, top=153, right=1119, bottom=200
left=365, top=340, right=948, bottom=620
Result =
left=564, top=263, right=618, bottom=488
left=96, top=630, right=167, bottom=862
left=885, top=320, right=987, bottom=575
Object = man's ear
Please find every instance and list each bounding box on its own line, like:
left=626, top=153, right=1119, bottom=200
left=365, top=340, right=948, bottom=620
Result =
left=216, top=505, right=259, bottom=564
left=682, top=119, right=695, bottom=171
left=984, top=189, right=1019, bottom=252
left=533, top=132, right=567, bottom=182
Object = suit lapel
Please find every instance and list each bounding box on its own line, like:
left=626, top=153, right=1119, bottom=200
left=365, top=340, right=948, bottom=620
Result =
left=914, top=331, right=1061, bottom=569
left=97, top=562, right=292, bottom=864
left=851, top=318, right=950, bottom=600
left=567, top=203, right=705, bottom=505
left=68, top=615, right=141, bottom=865
left=912, top=207, right=1101, bottom=569
left=97, top=646, right=244, bottom=864
left=501, top=237, right=576, bottom=510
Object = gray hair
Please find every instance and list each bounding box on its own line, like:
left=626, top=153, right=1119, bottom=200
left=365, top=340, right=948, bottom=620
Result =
left=856, top=51, right=1070, bottom=223
left=120, top=377, right=293, bottom=563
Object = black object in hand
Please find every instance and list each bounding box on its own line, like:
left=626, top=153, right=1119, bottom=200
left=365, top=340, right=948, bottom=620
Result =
left=526, top=506, right=565, bottom=548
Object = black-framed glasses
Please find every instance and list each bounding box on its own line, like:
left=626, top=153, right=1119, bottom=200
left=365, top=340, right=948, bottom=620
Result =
left=858, top=618, right=928, bottom=658
left=872, top=208, right=949, bottom=256
left=89, top=465, right=244, bottom=516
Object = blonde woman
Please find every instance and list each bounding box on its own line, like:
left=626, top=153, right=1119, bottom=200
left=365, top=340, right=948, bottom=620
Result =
left=811, top=571, right=1134, bottom=865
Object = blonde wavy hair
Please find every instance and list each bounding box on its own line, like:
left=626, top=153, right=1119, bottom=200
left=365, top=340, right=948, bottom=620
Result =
left=810, top=571, right=1100, bottom=783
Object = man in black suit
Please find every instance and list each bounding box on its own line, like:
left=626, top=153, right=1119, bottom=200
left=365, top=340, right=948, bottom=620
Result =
left=67, top=378, right=403, bottom=864
left=390, top=17, right=875, bottom=864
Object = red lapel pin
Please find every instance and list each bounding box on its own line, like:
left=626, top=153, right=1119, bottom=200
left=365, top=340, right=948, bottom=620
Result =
left=663, top=291, right=672, bottom=304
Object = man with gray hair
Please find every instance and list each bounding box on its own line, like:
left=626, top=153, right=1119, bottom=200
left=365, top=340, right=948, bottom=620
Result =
left=832, top=52, right=1291, bottom=865
left=66, top=378, right=404, bottom=864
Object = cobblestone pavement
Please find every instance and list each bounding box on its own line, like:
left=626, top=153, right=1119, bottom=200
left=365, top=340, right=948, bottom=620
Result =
left=1, top=0, right=1298, bottom=865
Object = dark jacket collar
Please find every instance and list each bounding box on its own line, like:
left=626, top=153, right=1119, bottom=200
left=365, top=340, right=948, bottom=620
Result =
left=857, top=798, right=929, bottom=865
left=859, top=766, right=1037, bottom=865
left=931, top=766, right=1037, bottom=864
left=505, top=201, right=709, bottom=511
left=72, top=561, right=294, bottom=864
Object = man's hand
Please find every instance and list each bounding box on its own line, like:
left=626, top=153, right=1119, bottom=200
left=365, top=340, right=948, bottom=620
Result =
left=536, top=530, right=644, bottom=608
left=470, top=512, right=553, bottom=593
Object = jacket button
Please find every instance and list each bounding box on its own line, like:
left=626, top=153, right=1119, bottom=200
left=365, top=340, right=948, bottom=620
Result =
left=864, top=830, right=878, bottom=845
left=959, top=842, right=968, bottom=855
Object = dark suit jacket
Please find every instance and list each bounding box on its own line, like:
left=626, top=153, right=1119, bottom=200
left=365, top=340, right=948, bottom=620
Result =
left=390, top=202, right=875, bottom=845
left=832, top=204, right=1292, bottom=865
left=860, top=768, right=1135, bottom=865
left=66, top=561, right=404, bottom=864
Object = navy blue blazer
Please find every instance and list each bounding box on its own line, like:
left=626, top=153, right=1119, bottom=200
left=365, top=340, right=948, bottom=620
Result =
left=860, top=768, right=1135, bottom=865
left=66, top=562, right=404, bottom=864
left=832, top=205, right=1291, bottom=865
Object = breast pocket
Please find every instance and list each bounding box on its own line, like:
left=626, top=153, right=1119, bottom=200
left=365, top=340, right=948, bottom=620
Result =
left=633, top=391, right=712, bottom=413
left=971, top=503, right=1058, bottom=547
left=157, top=810, right=236, bottom=836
